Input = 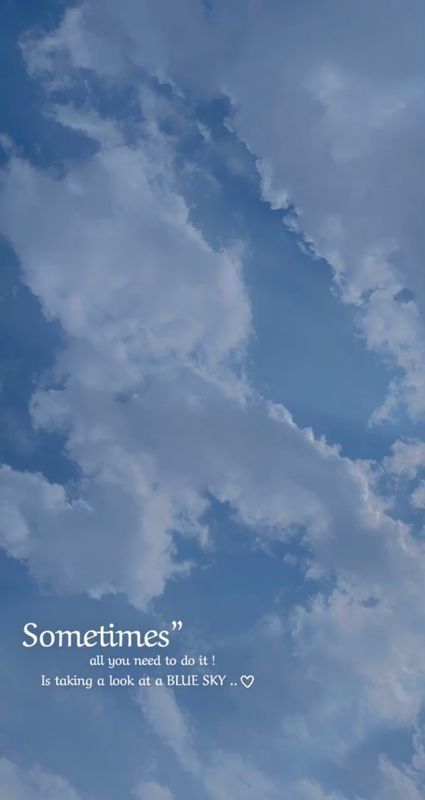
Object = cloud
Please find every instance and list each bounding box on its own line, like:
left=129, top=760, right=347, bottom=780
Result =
left=410, top=481, right=425, bottom=509
left=384, top=439, right=425, bottom=479
left=138, top=686, right=425, bottom=800
left=1, top=20, right=425, bottom=752
left=375, top=754, right=424, bottom=800
left=0, top=121, right=250, bottom=383
left=293, top=782, right=349, bottom=800
left=1, top=101, right=421, bottom=608
left=293, top=759, right=425, bottom=800
left=133, top=781, right=174, bottom=800
left=289, top=583, right=425, bottom=734
left=138, top=686, right=277, bottom=800
left=0, top=107, right=250, bottom=606
left=382, top=439, right=425, bottom=508
left=229, top=576, right=425, bottom=781
left=140, top=684, right=197, bottom=772
left=0, top=758, right=82, bottom=800
left=1, top=7, right=425, bottom=797
left=27, top=0, right=425, bottom=421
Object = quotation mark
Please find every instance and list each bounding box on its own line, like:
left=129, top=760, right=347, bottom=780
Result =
left=171, top=621, right=183, bottom=631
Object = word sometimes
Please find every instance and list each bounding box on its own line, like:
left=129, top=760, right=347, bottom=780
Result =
left=23, top=622, right=183, bottom=649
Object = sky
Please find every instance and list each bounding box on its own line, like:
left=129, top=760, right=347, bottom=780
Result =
left=0, top=1, right=425, bottom=798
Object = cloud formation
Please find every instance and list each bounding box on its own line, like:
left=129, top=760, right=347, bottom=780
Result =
left=0, top=758, right=81, bottom=800
left=139, top=686, right=425, bottom=800
left=2, top=101, right=422, bottom=610
left=139, top=686, right=277, bottom=800
left=25, top=0, right=425, bottom=420
left=1, top=4, right=425, bottom=798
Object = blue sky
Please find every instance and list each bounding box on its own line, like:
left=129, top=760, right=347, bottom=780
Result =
left=0, top=2, right=425, bottom=799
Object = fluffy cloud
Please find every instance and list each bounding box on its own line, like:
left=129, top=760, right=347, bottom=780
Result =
left=0, top=12, right=425, bottom=762
left=138, top=686, right=425, bottom=800
left=289, top=583, right=425, bottom=734
left=384, top=439, right=425, bottom=479
left=2, top=102, right=422, bottom=608
left=375, top=754, right=424, bottom=800
left=0, top=758, right=81, bottom=800
left=0, top=123, right=250, bottom=383
left=133, top=781, right=174, bottom=800
left=139, top=686, right=277, bottom=800
left=1, top=6, right=425, bottom=797
left=0, top=107, right=250, bottom=605
left=25, top=0, right=425, bottom=421
left=383, top=438, right=425, bottom=508
left=293, top=783, right=348, bottom=800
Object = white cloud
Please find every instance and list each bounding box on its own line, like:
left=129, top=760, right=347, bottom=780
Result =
left=29, top=0, right=425, bottom=421
left=1, top=8, right=425, bottom=796
left=0, top=110, right=250, bottom=606
left=0, top=125, right=250, bottom=384
left=294, top=759, right=425, bottom=800
left=411, top=481, right=425, bottom=509
left=140, top=684, right=197, bottom=772
left=384, top=439, right=425, bottom=479
left=376, top=754, right=424, bottom=800
left=293, top=782, right=349, bottom=800
left=0, top=758, right=81, bottom=800
left=1, top=104, right=421, bottom=608
left=218, top=1, right=425, bottom=423
left=138, top=686, right=277, bottom=800
left=382, top=439, right=425, bottom=508
left=133, top=781, right=174, bottom=800
left=0, top=33, right=425, bottom=761
left=289, top=583, right=425, bottom=734
left=138, top=686, right=425, bottom=800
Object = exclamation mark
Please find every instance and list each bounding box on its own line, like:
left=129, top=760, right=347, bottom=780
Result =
left=212, top=654, right=216, bottom=666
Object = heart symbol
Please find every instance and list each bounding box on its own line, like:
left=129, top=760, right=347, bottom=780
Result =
left=240, top=675, right=255, bottom=689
